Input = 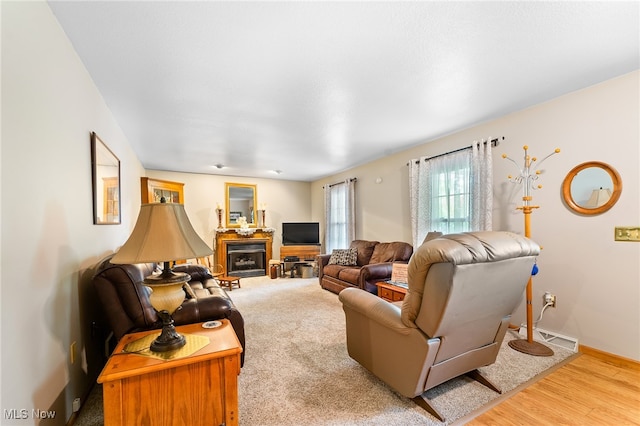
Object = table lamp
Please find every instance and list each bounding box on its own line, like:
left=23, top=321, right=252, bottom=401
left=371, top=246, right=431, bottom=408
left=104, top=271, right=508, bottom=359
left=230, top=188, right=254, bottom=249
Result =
left=111, top=199, right=213, bottom=352
left=585, top=187, right=612, bottom=208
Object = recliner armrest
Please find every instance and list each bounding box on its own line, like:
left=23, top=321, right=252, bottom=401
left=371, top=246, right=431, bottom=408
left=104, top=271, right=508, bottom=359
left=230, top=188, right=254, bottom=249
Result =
left=339, top=287, right=434, bottom=398
left=339, top=287, right=406, bottom=332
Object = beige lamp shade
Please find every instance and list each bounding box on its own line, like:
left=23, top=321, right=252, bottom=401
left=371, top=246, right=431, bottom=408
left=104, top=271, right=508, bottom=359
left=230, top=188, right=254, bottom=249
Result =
left=112, top=202, right=212, bottom=264
left=585, top=188, right=612, bottom=209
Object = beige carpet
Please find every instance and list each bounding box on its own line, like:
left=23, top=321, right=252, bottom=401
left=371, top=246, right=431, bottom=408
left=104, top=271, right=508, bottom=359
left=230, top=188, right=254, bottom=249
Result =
left=229, top=276, right=576, bottom=426
left=75, top=275, right=576, bottom=426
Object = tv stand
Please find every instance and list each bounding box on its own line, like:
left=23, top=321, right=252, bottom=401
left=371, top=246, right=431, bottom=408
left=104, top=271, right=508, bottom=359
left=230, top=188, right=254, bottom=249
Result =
left=280, top=245, right=321, bottom=277
left=280, top=245, right=321, bottom=262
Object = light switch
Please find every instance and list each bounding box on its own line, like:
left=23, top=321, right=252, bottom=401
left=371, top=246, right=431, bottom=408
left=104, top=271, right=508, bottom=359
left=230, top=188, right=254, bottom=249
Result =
left=615, top=227, right=640, bottom=242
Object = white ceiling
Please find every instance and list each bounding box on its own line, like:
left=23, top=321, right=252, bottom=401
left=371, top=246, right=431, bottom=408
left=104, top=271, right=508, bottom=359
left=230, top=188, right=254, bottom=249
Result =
left=48, top=1, right=639, bottom=182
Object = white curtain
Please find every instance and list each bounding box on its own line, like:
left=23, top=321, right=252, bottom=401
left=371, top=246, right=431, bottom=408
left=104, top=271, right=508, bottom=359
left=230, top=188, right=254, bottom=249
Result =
left=409, top=139, right=493, bottom=247
left=324, top=179, right=356, bottom=253
left=409, top=156, right=430, bottom=248
left=470, top=139, right=493, bottom=231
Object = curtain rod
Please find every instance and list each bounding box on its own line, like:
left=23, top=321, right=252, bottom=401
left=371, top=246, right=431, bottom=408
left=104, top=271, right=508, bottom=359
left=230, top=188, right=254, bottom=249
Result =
left=323, top=177, right=357, bottom=189
left=408, top=136, right=504, bottom=165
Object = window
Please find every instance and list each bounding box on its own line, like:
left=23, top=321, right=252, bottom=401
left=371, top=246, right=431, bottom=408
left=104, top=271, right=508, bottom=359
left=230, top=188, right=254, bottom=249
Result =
left=327, top=184, right=347, bottom=250
left=409, top=140, right=492, bottom=247
left=431, top=157, right=472, bottom=233
left=324, top=179, right=356, bottom=253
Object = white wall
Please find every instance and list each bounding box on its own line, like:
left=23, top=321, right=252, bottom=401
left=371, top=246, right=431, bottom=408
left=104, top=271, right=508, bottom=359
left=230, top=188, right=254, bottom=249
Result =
left=1, top=2, right=145, bottom=424
left=311, top=71, right=640, bottom=360
left=152, top=73, right=640, bottom=361
left=144, top=170, right=312, bottom=259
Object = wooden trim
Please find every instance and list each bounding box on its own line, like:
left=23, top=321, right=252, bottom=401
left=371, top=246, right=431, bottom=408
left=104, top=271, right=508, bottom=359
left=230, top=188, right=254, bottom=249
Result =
left=561, top=161, right=622, bottom=215
left=579, top=344, right=640, bottom=371
left=140, top=177, right=184, bottom=204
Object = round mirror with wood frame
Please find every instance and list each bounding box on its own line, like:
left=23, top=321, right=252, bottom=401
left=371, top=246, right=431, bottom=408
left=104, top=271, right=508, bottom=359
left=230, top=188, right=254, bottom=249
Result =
left=562, top=161, right=622, bottom=215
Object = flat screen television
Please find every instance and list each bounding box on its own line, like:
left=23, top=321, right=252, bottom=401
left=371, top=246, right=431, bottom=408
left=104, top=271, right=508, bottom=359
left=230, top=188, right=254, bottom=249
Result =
left=282, top=222, right=320, bottom=246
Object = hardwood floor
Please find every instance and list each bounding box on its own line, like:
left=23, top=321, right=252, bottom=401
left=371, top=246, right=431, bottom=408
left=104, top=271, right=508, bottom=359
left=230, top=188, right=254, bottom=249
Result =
left=468, top=348, right=640, bottom=425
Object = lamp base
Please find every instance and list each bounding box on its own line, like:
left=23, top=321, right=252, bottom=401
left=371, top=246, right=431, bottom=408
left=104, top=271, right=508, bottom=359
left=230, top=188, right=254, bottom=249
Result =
left=151, top=310, right=186, bottom=352
left=144, top=264, right=191, bottom=352
left=508, top=338, right=554, bottom=357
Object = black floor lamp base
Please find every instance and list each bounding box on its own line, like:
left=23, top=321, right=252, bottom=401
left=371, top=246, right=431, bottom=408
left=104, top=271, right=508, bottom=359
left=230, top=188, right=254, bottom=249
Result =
left=508, top=338, right=554, bottom=357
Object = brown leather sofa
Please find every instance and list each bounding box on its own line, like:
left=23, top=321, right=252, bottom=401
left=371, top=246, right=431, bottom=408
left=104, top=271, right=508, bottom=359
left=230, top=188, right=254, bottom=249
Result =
left=92, top=254, right=245, bottom=365
left=318, top=240, right=413, bottom=295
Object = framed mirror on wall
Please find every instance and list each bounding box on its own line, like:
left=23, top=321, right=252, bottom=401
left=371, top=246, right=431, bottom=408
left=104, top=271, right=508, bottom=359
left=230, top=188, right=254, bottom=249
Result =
left=562, top=161, right=622, bottom=215
left=91, top=132, right=121, bottom=224
left=225, top=182, right=257, bottom=227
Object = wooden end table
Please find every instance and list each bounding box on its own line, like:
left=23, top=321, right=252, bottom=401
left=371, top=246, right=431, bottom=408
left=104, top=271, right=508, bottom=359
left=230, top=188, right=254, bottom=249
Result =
left=218, top=275, right=241, bottom=291
left=97, top=320, right=242, bottom=426
left=376, top=281, right=407, bottom=302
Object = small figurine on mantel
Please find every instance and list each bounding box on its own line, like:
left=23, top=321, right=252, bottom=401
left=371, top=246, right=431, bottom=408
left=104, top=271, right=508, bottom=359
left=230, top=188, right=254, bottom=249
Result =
left=235, top=217, right=256, bottom=236
left=237, top=216, right=249, bottom=229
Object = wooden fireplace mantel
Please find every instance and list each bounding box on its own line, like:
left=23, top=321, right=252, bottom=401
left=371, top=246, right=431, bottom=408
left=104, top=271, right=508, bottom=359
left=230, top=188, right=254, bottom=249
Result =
left=214, top=229, right=274, bottom=275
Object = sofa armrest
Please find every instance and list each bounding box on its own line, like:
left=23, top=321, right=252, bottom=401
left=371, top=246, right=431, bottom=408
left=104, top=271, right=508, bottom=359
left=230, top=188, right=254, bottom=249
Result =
left=175, top=276, right=235, bottom=323
left=173, top=292, right=234, bottom=324
left=358, top=262, right=394, bottom=286
left=173, top=278, right=246, bottom=366
left=317, top=254, right=331, bottom=281
left=173, top=263, right=213, bottom=282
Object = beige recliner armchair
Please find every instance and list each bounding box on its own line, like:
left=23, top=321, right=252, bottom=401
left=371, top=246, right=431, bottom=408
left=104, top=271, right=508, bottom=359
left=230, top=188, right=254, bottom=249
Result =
left=339, top=231, right=540, bottom=421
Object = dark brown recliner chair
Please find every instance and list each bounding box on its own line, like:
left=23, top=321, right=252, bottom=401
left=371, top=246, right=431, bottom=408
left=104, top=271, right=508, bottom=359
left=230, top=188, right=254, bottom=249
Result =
left=339, top=231, right=539, bottom=421
left=92, top=254, right=245, bottom=365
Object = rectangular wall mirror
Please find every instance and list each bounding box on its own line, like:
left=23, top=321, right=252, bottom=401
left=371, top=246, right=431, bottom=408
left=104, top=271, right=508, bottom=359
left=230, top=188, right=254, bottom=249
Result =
left=91, top=132, right=121, bottom=224
left=225, top=182, right=257, bottom=228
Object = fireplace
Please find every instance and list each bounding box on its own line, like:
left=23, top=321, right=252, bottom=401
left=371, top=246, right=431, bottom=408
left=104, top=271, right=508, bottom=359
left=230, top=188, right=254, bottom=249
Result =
left=226, top=242, right=266, bottom=278
left=214, top=230, right=274, bottom=279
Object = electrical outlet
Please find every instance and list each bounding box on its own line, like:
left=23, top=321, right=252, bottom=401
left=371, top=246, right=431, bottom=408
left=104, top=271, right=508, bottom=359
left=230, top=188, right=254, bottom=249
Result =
left=72, top=398, right=81, bottom=412
left=543, top=292, right=556, bottom=308
left=70, top=341, right=76, bottom=364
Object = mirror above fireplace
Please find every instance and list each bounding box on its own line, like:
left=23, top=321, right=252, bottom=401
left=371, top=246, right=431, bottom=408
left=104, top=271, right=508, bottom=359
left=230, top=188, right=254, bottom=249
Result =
left=225, top=182, right=257, bottom=228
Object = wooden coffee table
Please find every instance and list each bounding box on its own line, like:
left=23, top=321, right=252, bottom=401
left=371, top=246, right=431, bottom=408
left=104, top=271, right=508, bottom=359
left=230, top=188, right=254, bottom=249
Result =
left=218, top=275, right=241, bottom=291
